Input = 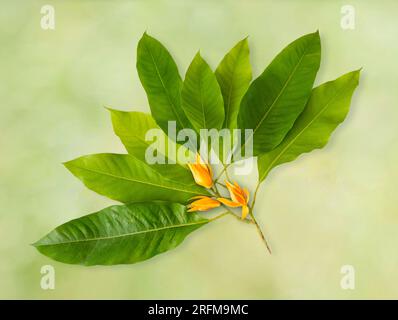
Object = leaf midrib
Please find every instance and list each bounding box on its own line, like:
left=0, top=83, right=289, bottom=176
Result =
left=199, top=68, right=207, bottom=129
left=241, top=49, right=318, bottom=152
left=143, top=41, right=185, bottom=129
left=254, top=51, right=308, bottom=131
left=260, top=85, right=349, bottom=180
left=37, top=219, right=208, bottom=246
left=224, top=42, right=245, bottom=128
left=68, top=162, right=199, bottom=195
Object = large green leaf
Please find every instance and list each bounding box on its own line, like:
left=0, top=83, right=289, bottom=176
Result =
left=34, top=202, right=208, bottom=265
left=215, top=38, right=252, bottom=129
left=137, top=33, right=191, bottom=134
left=258, top=70, right=360, bottom=182
left=64, top=153, right=209, bottom=203
left=181, top=52, right=224, bottom=132
left=238, top=32, right=321, bottom=156
left=109, top=108, right=195, bottom=185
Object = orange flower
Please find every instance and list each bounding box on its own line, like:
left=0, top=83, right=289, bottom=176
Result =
left=187, top=154, right=213, bottom=189
left=218, top=181, right=250, bottom=219
left=187, top=196, right=220, bottom=212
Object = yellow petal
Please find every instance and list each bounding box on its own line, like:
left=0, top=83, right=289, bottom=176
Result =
left=206, top=162, right=213, bottom=178
left=190, top=198, right=211, bottom=206
left=243, top=188, right=250, bottom=203
left=225, top=180, right=249, bottom=205
left=225, top=180, right=237, bottom=191
left=187, top=196, right=220, bottom=212
left=241, top=205, right=249, bottom=220
left=189, top=195, right=208, bottom=201
left=188, top=164, right=213, bottom=188
left=225, top=180, right=239, bottom=203
left=217, top=198, right=241, bottom=208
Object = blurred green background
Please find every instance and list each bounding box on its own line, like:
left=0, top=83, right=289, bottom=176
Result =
left=1, top=0, right=397, bottom=299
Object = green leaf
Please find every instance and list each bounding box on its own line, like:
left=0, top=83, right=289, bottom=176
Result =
left=64, top=153, right=209, bottom=203
left=258, top=70, right=360, bottom=182
left=238, top=31, right=321, bottom=156
left=181, top=52, right=224, bottom=132
left=137, top=33, right=191, bottom=134
left=215, top=38, right=252, bottom=129
left=33, top=202, right=208, bottom=265
left=109, top=109, right=164, bottom=160
left=108, top=108, right=195, bottom=185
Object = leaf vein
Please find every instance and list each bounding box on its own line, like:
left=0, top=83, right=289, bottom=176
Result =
left=38, top=220, right=208, bottom=246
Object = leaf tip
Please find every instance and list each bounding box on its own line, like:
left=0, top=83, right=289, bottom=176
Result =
left=62, top=160, right=73, bottom=170
left=140, top=31, right=153, bottom=42
left=240, top=36, right=250, bottom=48
left=309, top=30, right=320, bottom=41
left=104, top=106, right=124, bottom=116
left=191, top=50, right=205, bottom=65
left=241, top=35, right=249, bottom=42
left=349, top=68, right=362, bottom=83
left=31, top=238, right=43, bottom=248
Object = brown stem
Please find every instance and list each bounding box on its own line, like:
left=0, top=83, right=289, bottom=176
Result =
left=249, top=208, right=272, bottom=254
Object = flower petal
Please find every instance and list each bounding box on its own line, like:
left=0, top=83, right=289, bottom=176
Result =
left=225, top=180, right=239, bottom=203
left=217, top=198, right=241, bottom=207
left=189, top=195, right=208, bottom=201
left=188, top=161, right=213, bottom=188
left=188, top=201, right=220, bottom=212
left=241, top=205, right=249, bottom=220
left=243, top=188, right=250, bottom=202
left=187, top=196, right=220, bottom=212
left=225, top=180, right=249, bottom=205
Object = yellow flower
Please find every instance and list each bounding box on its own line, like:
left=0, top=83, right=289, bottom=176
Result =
left=217, top=181, right=250, bottom=219
left=187, top=196, right=220, bottom=212
left=187, top=154, right=213, bottom=189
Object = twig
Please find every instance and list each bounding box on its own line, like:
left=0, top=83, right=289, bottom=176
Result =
left=249, top=208, right=272, bottom=254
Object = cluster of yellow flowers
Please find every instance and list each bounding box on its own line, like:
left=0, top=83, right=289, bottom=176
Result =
left=187, top=154, right=250, bottom=219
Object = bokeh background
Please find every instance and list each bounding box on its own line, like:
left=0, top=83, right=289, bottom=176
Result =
left=1, top=0, right=397, bottom=299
